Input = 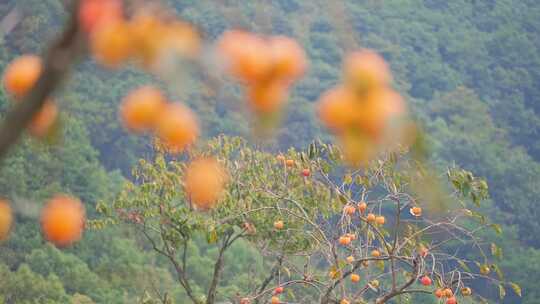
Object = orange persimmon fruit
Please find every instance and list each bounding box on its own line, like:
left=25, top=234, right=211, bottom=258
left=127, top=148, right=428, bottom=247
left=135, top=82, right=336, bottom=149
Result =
left=120, top=86, right=166, bottom=132
left=2, top=55, right=42, bottom=98
left=41, top=194, right=86, bottom=247
left=184, top=158, right=228, bottom=210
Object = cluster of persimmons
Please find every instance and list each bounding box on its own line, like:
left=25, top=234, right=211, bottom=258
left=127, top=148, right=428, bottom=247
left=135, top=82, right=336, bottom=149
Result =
left=81, top=0, right=200, bottom=69
left=337, top=201, right=422, bottom=246
left=317, top=49, right=408, bottom=166
left=217, top=30, right=307, bottom=115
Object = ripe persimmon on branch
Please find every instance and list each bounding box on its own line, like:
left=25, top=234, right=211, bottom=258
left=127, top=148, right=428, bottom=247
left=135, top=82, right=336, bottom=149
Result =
left=91, top=136, right=516, bottom=304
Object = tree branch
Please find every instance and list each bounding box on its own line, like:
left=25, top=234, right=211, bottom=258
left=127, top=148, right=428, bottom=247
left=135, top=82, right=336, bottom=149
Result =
left=207, top=230, right=242, bottom=304
left=0, top=0, right=85, bottom=160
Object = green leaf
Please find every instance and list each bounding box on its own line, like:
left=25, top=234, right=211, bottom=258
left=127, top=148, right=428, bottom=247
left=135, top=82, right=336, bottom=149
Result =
left=457, top=260, right=471, bottom=273
left=461, top=182, right=471, bottom=197
left=491, top=243, right=503, bottom=260
left=338, top=192, right=348, bottom=205
left=344, top=174, right=353, bottom=185
left=509, top=282, right=522, bottom=297
left=490, top=224, right=503, bottom=234
left=308, top=142, right=317, bottom=159
left=498, top=284, right=506, bottom=299
left=282, top=266, right=291, bottom=278
left=207, top=229, right=218, bottom=244
left=376, top=260, right=385, bottom=272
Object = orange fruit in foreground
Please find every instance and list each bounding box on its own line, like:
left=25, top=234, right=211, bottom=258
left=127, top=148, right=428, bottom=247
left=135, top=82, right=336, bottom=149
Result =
left=184, top=158, right=228, bottom=210
left=352, top=88, right=405, bottom=142
left=338, top=132, right=377, bottom=167
left=217, top=30, right=273, bottom=83
left=2, top=55, right=42, bottom=98
left=91, top=20, right=133, bottom=68
left=41, top=195, right=86, bottom=247
left=366, top=213, right=376, bottom=222
left=270, top=296, right=280, bottom=304
left=375, top=215, right=386, bottom=225
left=274, top=220, right=284, bottom=230
left=79, top=0, right=123, bottom=33
left=28, top=99, right=58, bottom=138
left=269, top=35, right=307, bottom=82
left=371, top=249, right=381, bottom=257
left=128, top=13, right=166, bottom=68
left=340, top=299, right=350, bottom=304
left=351, top=274, right=360, bottom=283
left=161, top=21, right=201, bottom=59
left=317, top=86, right=357, bottom=132
left=156, top=102, right=199, bottom=153
left=285, top=159, right=294, bottom=167
left=246, top=82, right=288, bottom=114
left=434, top=289, right=444, bottom=298
left=346, top=255, right=355, bottom=263
left=343, top=49, right=391, bottom=93
left=0, top=199, right=13, bottom=241
left=120, top=86, right=166, bottom=132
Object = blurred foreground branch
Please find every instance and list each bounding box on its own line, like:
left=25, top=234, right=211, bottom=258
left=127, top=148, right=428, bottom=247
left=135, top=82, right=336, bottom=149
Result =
left=0, top=0, right=84, bottom=161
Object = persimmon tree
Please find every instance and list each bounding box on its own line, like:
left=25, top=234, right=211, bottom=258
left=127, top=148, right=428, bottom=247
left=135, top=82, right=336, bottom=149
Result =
left=92, top=136, right=518, bottom=304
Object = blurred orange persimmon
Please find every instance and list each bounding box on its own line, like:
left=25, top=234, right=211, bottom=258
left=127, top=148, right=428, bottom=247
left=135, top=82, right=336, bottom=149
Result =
left=155, top=102, right=199, bottom=153
left=129, top=13, right=167, bottom=68
left=343, top=49, right=391, bottom=93
left=161, top=21, right=201, bottom=59
left=41, top=194, right=86, bottom=247
left=246, top=82, right=288, bottom=114
left=120, top=86, right=166, bottom=132
left=79, top=0, right=123, bottom=33
left=90, top=20, right=133, bottom=68
left=184, top=158, right=228, bottom=210
left=339, top=132, right=376, bottom=167
left=2, top=55, right=42, bottom=98
left=0, top=199, right=13, bottom=241
left=28, top=99, right=58, bottom=138
left=269, top=35, right=307, bottom=82
left=316, top=86, right=357, bottom=132
left=217, top=30, right=273, bottom=83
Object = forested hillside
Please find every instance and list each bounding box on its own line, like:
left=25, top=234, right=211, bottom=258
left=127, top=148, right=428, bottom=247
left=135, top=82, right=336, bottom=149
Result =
left=0, top=0, right=538, bottom=303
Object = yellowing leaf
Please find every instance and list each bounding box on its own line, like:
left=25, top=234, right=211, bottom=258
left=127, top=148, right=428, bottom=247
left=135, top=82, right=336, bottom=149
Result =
left=509, top=282, right=522, bottom=297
